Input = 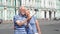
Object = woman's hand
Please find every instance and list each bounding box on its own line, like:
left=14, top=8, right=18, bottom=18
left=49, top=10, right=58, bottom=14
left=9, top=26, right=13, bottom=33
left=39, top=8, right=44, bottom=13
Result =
left=38, top=32, right=41, bottom=34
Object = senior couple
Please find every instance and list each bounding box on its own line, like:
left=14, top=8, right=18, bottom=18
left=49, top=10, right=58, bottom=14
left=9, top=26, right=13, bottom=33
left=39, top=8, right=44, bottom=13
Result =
left=13, top=6, right=41, bottom=34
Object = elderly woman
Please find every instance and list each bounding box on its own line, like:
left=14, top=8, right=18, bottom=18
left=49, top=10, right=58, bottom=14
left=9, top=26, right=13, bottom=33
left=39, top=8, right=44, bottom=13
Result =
left=13, top=6, right=41, bottom=34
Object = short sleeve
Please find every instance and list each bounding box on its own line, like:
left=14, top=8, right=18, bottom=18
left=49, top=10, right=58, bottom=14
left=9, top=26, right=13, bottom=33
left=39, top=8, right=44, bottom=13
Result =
left=13, top=15, right=21, bottom=23
left=30, top=16, right=37, bottom=33
left=33, top=16, right=37, bottom=21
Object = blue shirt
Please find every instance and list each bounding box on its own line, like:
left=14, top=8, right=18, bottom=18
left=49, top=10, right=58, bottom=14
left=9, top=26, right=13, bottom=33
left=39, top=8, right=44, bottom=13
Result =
left=13, top=14, right=37, bottom=34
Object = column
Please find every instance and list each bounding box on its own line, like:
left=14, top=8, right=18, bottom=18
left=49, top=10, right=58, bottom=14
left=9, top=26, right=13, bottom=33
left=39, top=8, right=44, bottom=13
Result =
left=0, top=11, right=1, bottom=18
left=4, top=0, right=7, bottom=5
left=46, top=11, right=49, bottom=19
left=21, top=0, right=25, bottom=6
left=4, top=7, right=7, bottom=20
left=16, top=0, right=19, bottom=7
left=26, top=0, right=29, bottom=6
left=11, top=0, right=14, bottom=6
left=40, top=11, right=44, bottom=19
left=51, top=11, right=54, bottom=19
left=16, top=9, right=18, bottom=15
left=54, top=11, right=56, bottom=18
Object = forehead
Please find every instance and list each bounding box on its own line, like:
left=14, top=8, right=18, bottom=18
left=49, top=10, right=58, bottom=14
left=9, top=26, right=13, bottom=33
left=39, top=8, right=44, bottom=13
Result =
left=19, top=7, right=25, bottom=12
left=20, top=6, right=26, bottom=10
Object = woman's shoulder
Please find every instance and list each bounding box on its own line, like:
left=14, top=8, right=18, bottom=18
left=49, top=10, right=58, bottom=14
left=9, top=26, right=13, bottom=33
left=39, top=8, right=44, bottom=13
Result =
left=32, top=16, right=36, bottom=18
left=32, top=16, right=37, bottom=20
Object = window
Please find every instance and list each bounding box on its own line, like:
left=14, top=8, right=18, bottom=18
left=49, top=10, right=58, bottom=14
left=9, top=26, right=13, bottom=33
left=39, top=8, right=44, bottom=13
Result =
left=29, top=0, right=30, bottom=2
left=0, top=0, right=2, bottom=5
left=49, top=1, right=50, bottom=5
left=7, top=8, right=15, bottom=20
left=7, top=0, right=11, bottom=6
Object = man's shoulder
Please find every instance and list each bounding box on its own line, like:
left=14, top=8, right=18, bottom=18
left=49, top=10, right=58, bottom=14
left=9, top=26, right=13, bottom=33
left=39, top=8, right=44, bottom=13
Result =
left=14, top=15, right=19, bottom=18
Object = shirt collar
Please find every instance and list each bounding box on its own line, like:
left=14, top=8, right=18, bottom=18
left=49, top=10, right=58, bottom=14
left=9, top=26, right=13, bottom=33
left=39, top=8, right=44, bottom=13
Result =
left=18, top=13, right=27, bottom=18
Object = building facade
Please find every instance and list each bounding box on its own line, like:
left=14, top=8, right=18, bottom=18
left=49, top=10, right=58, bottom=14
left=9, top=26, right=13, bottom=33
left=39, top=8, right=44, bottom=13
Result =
left=55, top=0, right=60, bottom=18
left=21, top=0, right=57, bottom=20
left=0, top=0, right=20, bottom=20
left=0, top=0, right=60, bottom=20
left=40, top=0, right=56, bottom=20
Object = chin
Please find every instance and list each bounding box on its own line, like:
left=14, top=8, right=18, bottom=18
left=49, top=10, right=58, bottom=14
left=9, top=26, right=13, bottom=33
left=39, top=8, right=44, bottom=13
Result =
left=22, top=14, right=24, bottom=15
left=21, top=14, right=25, bottom=15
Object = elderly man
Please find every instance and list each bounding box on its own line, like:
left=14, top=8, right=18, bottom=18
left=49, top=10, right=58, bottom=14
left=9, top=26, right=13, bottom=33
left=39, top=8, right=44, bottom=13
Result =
left=13, top=6, right=41, bottom=34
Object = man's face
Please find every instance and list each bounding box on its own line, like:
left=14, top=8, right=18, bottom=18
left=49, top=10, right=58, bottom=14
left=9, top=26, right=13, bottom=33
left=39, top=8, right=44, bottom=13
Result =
left=20, top=7, right=26, bottom=15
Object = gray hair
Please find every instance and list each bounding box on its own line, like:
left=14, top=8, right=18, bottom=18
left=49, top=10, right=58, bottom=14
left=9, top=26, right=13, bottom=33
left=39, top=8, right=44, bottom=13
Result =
left=18, top=6, right=27, bottom=14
